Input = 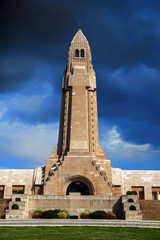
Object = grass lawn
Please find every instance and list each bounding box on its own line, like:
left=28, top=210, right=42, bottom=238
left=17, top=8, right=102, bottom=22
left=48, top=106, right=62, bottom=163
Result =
left=0, top=227, right=160, bottom=240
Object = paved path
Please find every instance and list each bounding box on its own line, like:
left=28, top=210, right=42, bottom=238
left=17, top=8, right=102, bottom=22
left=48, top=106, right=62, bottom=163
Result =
left=0, top=219, right=160, bottom=228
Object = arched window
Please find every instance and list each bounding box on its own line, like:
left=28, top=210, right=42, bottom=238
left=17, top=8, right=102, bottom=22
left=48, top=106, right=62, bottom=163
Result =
left=81, top=49, right=84, bottom=57
left=75, top=49, right=79, bottom=57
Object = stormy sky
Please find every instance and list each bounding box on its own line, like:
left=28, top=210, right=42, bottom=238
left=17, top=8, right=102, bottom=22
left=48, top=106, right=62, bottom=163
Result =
left=0, top=0, right=160, bottom=170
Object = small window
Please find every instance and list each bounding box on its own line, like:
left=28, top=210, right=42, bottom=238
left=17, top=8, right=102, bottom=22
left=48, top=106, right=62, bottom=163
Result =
left=81, top=49, right=84, bottom=57
left=12, top=185, right=25, bottom=194
left=75, top=49, right=79, bottom=57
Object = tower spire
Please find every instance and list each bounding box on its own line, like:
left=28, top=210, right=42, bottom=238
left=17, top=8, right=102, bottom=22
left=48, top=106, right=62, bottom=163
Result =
left=57, top=30, right=105, bottom=157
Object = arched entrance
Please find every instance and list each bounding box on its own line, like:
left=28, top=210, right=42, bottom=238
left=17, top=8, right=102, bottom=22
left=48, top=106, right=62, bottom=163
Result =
left=65, top=175, right=94, bottom=195
left=66, top=181, right=89, bottom=195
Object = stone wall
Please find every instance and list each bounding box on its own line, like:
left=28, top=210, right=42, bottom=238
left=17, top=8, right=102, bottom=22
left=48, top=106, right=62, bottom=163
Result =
left=0, top=167, right=43, bottom=198
left=112, top=168, right=160, bottom=199
left=27, top=194, right=120, bottom=218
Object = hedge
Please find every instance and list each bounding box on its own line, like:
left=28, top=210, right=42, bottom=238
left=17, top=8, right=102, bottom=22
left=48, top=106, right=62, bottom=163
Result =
left=12, top=204, right=19, bottom=209
left=129, top=205, right=136, bottom=210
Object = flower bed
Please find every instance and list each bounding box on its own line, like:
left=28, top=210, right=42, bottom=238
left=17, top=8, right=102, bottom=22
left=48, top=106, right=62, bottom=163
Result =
left=32, top=210, right=42, bottom=219
left=81, top=211, right=116, bottom=219
left=32, top=209, right=116, bottom=219
left=32, top=209, right=69, bottom=219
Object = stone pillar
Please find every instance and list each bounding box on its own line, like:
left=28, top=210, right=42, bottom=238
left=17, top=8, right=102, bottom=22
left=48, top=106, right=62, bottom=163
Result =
left=4, top=185, right=12, bottom=199
left=144, top=187, right=152, bottom=200
left=137, top=191, right=139, bottom=199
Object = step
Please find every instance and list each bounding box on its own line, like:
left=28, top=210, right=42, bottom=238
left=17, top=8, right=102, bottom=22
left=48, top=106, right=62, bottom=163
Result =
left=139, top=200, right=160, bottom=221
left=0, top=219, right=160, bottom=228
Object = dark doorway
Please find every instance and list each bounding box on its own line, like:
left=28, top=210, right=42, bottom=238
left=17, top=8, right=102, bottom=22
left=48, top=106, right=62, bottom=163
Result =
left=66, top=181, right=90, bottom=195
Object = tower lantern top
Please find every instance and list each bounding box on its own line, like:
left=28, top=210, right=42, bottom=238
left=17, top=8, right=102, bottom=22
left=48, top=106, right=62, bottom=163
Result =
left=67, top=29, right=92, bottom=72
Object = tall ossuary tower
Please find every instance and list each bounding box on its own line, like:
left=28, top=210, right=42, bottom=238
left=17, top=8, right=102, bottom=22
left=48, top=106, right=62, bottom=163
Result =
left=44, top=30, right=112, bottom=196
left=57, top=29, right=105, bottom=157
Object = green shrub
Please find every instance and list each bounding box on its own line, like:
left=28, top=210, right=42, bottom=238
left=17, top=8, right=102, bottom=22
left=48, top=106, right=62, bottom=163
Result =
left=129, top=205, right=136, bottom=211
left=80, top=211, right=90, bottom=219
left=41, top=209, right=60, bottom=219
left=126, top=191, right=133, bottom=195
left=12, top=204, right=19, bottom=209
left=15, top=197, right=21, bottom=201
left=128, top=198, right=134, bottom=202
left=88, top=211, right=116, bottom=219
left=89, top=211, right=106, bottom=219
left=70, top=216, right=78, bottom=219
left=40, top=209, right=70, bottom=219
left=18, top=190, right=24, bottom=194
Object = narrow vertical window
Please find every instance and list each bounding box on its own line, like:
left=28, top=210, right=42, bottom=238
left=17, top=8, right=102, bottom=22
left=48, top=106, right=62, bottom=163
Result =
left=75, top=49, right=79, bottom=57
left=81, top=49, right=84, bottom=57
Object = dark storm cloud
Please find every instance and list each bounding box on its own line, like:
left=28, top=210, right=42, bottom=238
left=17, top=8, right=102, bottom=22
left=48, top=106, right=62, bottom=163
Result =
left=97, top=65, right=160, bottom=146
left=0, top=0, right=76, bottom=92
left=0, top=0, right=75, bottom=48
left=0, top=54, right=63, bottom=93
left=1, top=0, right=160, bottom=91
left=0, top=55, right=36, bottom=92
left=86, top=4, right=160, bottom=69
left=1, top=0, right=159, bottom=85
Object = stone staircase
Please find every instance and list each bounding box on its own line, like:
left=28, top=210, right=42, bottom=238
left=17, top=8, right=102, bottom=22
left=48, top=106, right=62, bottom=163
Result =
left=0, top=199, right=10, bottom=219
left=0, top=219, right=160, bottom=228
left=139, top=200, right=160, bottom=220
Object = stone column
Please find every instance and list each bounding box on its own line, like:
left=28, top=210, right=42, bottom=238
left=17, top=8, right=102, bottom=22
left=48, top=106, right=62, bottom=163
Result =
left=144, top=187, right=152, bottom=200
left=4, top=185, right=12, bottom=199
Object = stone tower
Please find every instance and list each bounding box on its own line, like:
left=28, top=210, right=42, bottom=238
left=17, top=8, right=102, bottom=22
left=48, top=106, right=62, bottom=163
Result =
left=44, top=29, right=112, bottom=196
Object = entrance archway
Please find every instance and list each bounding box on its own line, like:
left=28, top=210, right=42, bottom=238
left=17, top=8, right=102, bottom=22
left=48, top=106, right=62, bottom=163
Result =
left=66, top=181, right=89, bottom=195
left=65, top=175, right=94, bottom=195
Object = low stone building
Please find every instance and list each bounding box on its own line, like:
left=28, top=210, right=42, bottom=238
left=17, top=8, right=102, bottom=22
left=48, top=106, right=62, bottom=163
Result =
left=0, top=168, right=160, bottom=200
left=0, top=30, right=160, bottom=219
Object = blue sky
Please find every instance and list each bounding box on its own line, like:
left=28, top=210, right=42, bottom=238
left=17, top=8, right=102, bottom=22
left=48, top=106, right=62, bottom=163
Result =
left=0, top=0, right=160, bottom=170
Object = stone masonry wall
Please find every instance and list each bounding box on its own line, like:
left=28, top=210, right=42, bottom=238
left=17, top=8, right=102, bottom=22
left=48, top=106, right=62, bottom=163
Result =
left=112, top=168, right=160, bottom=199
left=0, top=168, right=43, bottom=198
